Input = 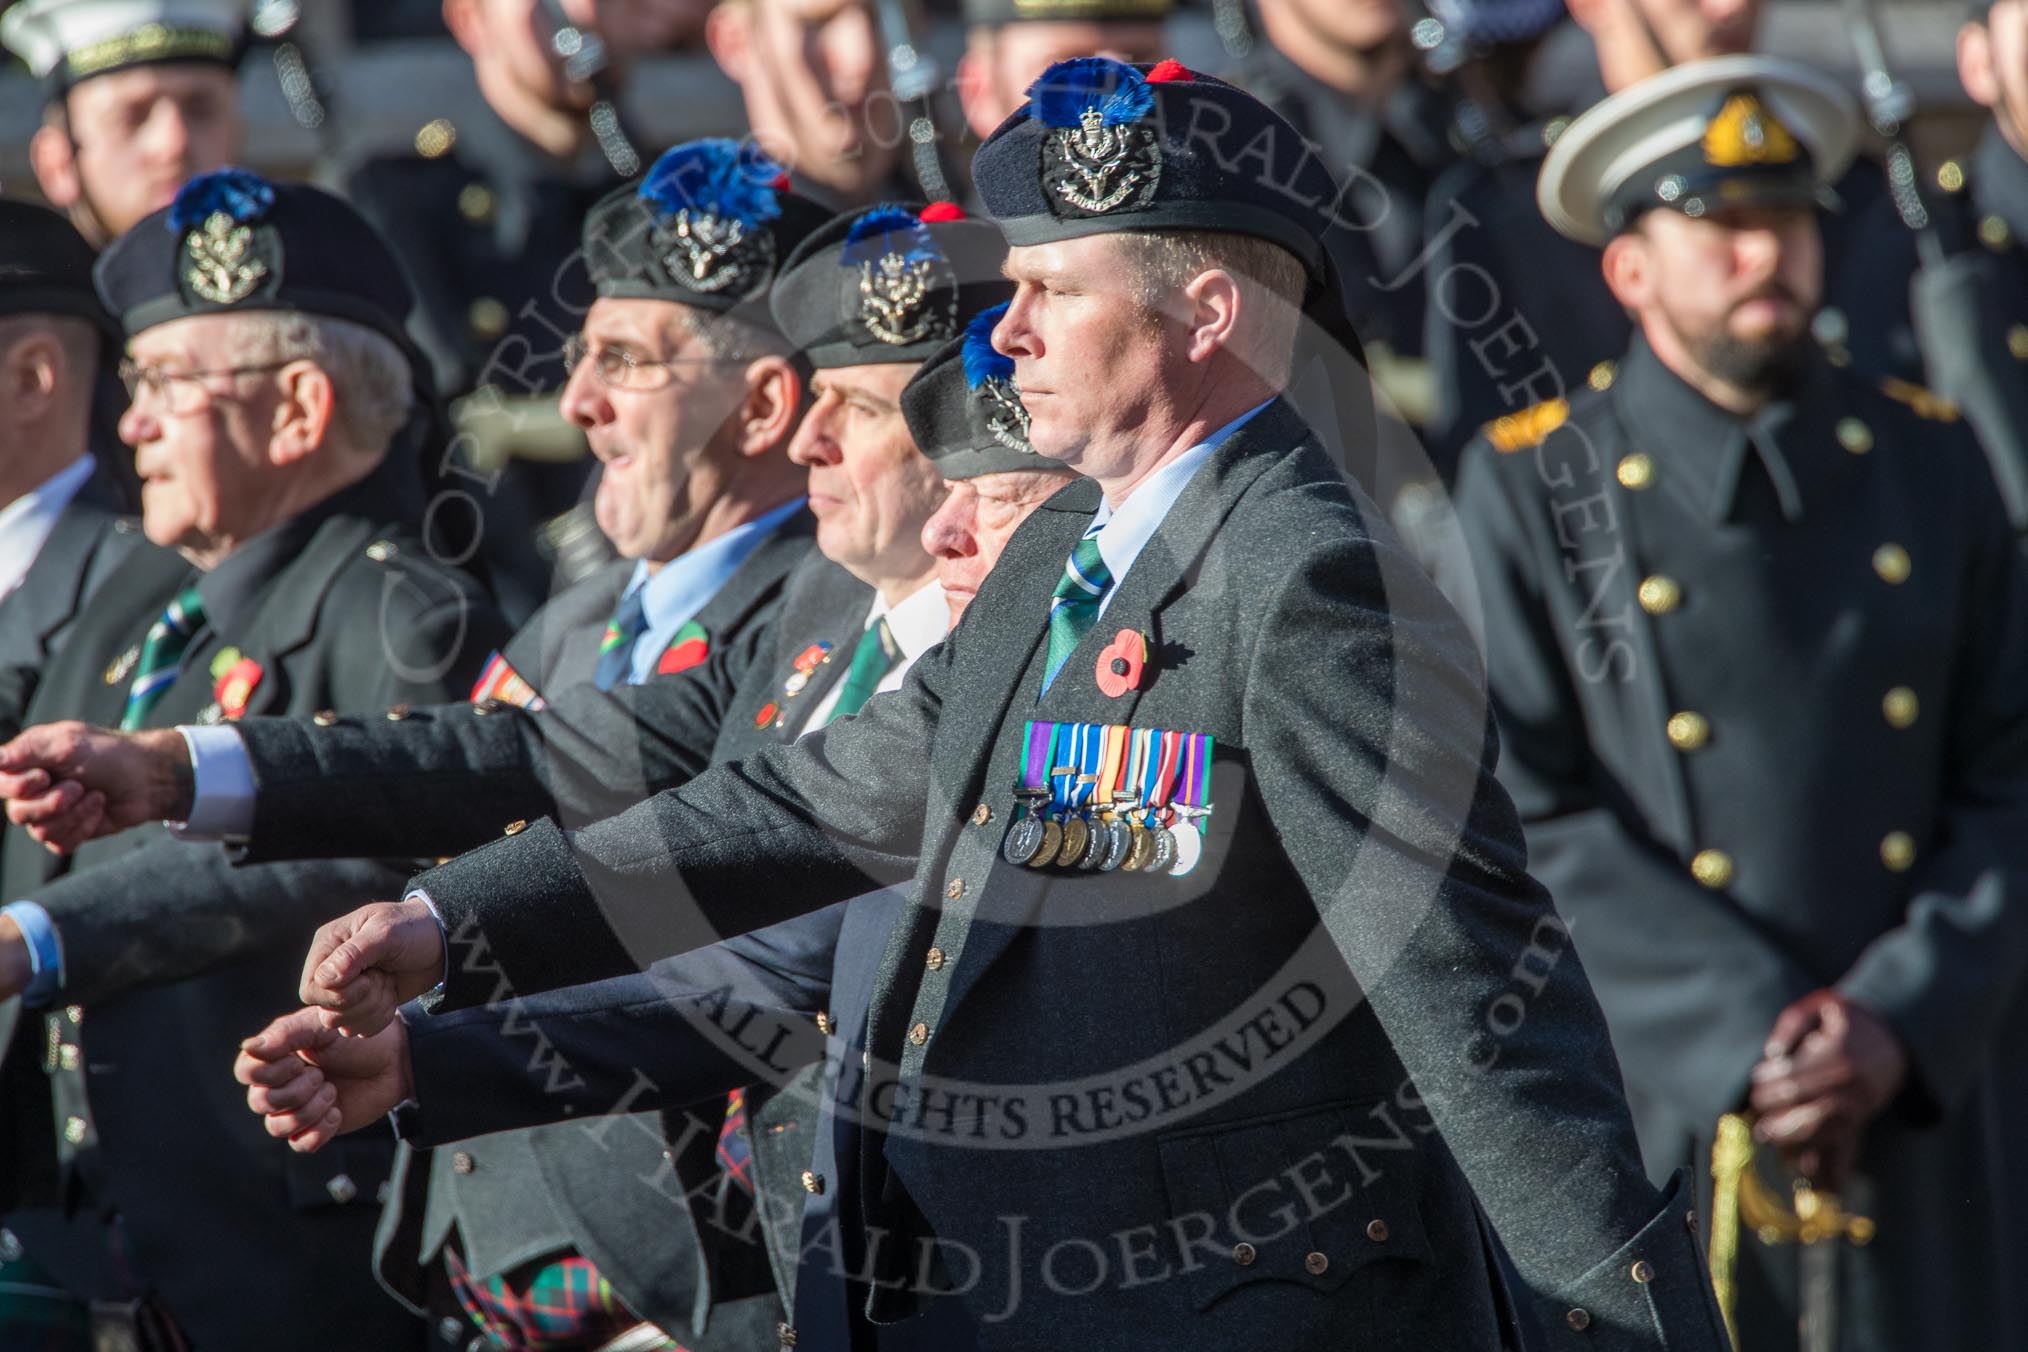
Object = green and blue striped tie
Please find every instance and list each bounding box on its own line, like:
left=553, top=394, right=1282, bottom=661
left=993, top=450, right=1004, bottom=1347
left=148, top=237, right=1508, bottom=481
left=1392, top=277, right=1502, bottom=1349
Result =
left=120, top=585, right=206, bottom=730
left=827, top=615, right=899, bottom=724
left=1042, top=531, right=1112, bottom=691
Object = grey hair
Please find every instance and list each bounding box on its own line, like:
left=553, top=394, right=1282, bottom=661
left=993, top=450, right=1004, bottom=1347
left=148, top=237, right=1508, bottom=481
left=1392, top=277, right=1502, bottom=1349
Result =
left=224, top=312, right=413, bottom=451
left=669, top=304, right=794, bottom=363
left=1114, top=230, right=1308, bottom=377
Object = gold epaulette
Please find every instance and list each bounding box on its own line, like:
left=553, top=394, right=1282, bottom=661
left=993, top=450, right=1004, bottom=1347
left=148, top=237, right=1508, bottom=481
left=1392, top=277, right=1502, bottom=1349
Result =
left=1878, top=376, right=1959, bottom=423
left=1483, top=397, right=1570, bottom=453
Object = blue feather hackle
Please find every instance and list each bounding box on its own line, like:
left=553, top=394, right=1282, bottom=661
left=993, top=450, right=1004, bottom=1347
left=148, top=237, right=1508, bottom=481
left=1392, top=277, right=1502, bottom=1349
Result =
left=167, top=168, right=275, bottom=232
left=639, top=139, right=786, bottom=225
left=1027, top=57, right=1153, bottom=130
left=961, top=303, right=1013, bottom=389
left=840, top=205, right=939, bottom=268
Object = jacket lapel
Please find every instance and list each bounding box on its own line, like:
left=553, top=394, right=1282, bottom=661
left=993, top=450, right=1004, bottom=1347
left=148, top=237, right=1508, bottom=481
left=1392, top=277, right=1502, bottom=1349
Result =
left=899, top=403, right=1304, bottom=1047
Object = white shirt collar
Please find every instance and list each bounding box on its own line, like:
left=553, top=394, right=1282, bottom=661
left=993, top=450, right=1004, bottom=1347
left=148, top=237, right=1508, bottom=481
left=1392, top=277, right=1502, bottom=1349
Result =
left=0, top=456, right=96, bottom=602
left=794, top=577, right=948, bottom=735
left=1085, top=400, right=1271, bottom=618
left=865, top=576, right=950, bottom=664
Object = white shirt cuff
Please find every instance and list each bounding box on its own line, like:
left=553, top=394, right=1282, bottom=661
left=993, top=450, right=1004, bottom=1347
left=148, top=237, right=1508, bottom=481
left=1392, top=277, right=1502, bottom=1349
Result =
left=404, top=887, right=451, bottom=996
left=171, top=725, right=257, bottom=841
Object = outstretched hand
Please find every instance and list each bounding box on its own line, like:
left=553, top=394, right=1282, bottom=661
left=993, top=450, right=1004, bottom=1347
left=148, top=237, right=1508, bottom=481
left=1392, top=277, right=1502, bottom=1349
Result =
left=300, top=898, right=447, bottom=1037
left=234, top=1005, right=414, bottom=1152
left=0, top=722, right=193, bottom=853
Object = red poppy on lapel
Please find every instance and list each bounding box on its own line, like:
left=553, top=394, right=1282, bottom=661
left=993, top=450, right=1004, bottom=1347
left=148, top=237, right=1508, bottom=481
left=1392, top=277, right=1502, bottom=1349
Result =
left=214, top=657, right=264, bottom=720
left=1095, top=629, right=1148, bottom=698
left=657, top=621, right=710, bottom=675
left=755, top=701, right=780, bottom=729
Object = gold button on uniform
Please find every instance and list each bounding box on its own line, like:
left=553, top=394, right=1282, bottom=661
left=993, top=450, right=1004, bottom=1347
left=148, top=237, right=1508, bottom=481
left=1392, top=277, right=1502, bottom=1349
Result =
left=1630, top=1260, right=1654, bottom=1284
left=1616, top=453, right=1655, bottom=489
left=908, top=1022, right=929, bottom=1046
left=469, top=297, right=508, bottom=340
left=944, top=879, right=965, bottom=900
left=801, top=1170, right=825, bottom=1195
left=1880, top=831, right=1916, bottom=872
left=312, top=709, right=338, bottom=727
left=1666, top=711, right=1710, bottom=751
left=1981, top=214, right=2012, bottom=250
left=450, top=1151, right=476, bottom=1174
left=1231, top=1243, right=1256, bottom=1266
left=1304, top=1251, right=1329, bottom=1275
left=504, top=820, right=527, bottom=836
left=457, top=183, right=496, bottom=225
left=925, top=948, right=945, bottom=971
left=814, top=1012, right=833, bottom=1035
left=63, top=1116, right=87, bottom=1144
left=415, top=117, right=456, bottom=158
left=1365, top=1219, right=1389, bottom=1242
left=1637, top=575, right=1681, bottom=615
left=1691, top=849, right=1735, bottom=889
left=386, top=704, right=410, bottom=721
left=1588, top=360, right=1616, bottom=391
left=1872, top=544, right=1911, bottom=585
left=1566, top=1308, right=1592, bottom=1331
left=971, top=803, right=992, bottom=827
left=2010, top=325, right=2028, bottom=362
left=1835, top=418, right=1873, bottom=455
left=1882, top=686, right=1919, bottom=729
left=1938, top=159, right=1966, bottom=193
left=65, top=1006, right=82, bottom=1026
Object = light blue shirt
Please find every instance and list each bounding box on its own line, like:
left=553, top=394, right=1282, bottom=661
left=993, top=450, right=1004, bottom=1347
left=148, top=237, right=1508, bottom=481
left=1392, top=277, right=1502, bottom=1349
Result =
left=7, top=501, right=809, bottom=1007
left=624, top=496, right=806, bottom=685
left=1084, top=400, right=1272, bottom=620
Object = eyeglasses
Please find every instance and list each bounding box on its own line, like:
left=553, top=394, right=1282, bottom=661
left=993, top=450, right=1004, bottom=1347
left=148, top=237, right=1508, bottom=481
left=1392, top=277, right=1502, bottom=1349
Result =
left=561, top=333, right=738, bottom=391
left=117, top=359, right=296, bottom=416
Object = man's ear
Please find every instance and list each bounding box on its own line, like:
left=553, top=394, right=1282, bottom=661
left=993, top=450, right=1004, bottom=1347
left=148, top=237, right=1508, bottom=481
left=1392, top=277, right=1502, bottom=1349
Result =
left=29, top=124, right=81, bottom=210
left=2, top=332, right=63, bottom=423
left=1601, top=230, right=1651, bottom=312
left=955, top=41, right=1000, bottom=142
left=705, top=2, right=754, bottom=85
left=270, top=360, right=337, bottom=466
left=736, top=354, right=804, bottom=457
left=1959, top=19, right=1999, bottom=109
left=1180, top=268, right=1244, bottom=365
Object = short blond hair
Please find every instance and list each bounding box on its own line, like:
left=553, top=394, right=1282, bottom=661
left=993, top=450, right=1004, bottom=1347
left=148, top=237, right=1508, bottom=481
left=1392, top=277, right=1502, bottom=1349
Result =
left=1114, top=230, right=1307, bottom=376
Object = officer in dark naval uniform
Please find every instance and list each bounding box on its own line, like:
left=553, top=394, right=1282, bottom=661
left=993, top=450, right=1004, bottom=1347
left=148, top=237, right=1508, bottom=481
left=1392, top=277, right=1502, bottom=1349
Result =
left=0, top=168, right=508, bottom=1352
left=293, top=57, right=1726, bottom=1352
left=1418, top=0, right=1927, bottom=467
left=1451, top=57, right=2028, bottom=1352
left=0, top=203, right=138, bottom=744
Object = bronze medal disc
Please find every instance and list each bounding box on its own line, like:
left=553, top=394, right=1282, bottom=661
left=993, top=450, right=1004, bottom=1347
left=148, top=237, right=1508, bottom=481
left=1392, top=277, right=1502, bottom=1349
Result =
left=1028, top=819, right=1065, bottom=868
left=1057, top=815, right=1090, bottom=868
left=1122, top=823, right=1155, bottom=871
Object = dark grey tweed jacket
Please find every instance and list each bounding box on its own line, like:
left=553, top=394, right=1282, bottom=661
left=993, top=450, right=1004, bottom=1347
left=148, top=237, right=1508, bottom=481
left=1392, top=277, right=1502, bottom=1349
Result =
left=408, top=399, right=1728, bottom=1351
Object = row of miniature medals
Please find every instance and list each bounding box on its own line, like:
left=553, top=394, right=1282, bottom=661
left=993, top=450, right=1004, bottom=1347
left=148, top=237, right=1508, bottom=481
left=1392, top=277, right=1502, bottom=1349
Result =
left=1001, top=720, right=1211, bottom=876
